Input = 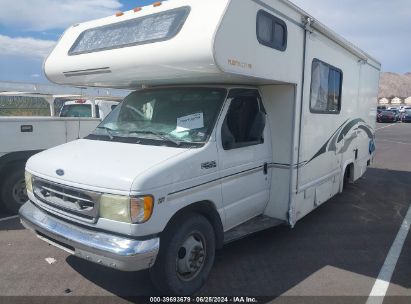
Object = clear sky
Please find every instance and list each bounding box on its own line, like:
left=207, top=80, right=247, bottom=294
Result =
left=0, top=0, right=410, bottom=83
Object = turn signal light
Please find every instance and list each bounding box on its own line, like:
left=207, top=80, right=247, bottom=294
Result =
left=130, top=196, right=154, bottom=224
left=115, top=11, right=124, bottom=17
left=153, top=2, right=162, bottom=7
left=133, top=7, right=142, bottom=12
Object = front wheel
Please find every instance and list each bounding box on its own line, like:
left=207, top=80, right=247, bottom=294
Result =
left=150, top=213, right=216, bottom=295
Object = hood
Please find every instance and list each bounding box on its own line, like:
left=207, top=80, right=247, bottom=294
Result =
left=27, top=139, right=190, bottom=191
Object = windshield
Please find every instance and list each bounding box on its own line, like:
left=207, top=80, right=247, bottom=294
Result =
left=60, top=104, right=92, bottom=117
left=92, top=87, right=227, bottom=146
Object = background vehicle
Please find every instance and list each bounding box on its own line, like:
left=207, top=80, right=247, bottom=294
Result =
left=376, top=109, right=382, bottom=122
left=402, top=109, right=411, bottom=123
left=388, top=108, right=401, bottom=121
left=377, top=110, right=397, bottom=123
left=0, top=117, right=99, bottom=212
left=20, top=0, right=380, bottom=295
left=0, top=83, right=127, bottom=213
left=59, top=99, right=118, bottom=119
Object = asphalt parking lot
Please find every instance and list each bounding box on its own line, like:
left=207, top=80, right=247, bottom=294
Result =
left=0, top=122, right=410, bottom=303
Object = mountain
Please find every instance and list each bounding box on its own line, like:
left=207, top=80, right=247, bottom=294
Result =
left=379, top=72, right=411, bottom=98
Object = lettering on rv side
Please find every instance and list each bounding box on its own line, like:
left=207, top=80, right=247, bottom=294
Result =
left=228, top=59, right=252, bottom=69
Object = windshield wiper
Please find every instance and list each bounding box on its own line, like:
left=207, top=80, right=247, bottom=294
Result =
left=97, top=126, right=115, bottom=140
left=128, top=130, right=182, bottom=146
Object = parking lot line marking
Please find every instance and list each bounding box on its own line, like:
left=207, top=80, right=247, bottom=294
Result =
left=376, top=123, right=397, bottom=131
left=366, top=205, right=411, bottom=304
left=0, top=215, right=19, bottom=222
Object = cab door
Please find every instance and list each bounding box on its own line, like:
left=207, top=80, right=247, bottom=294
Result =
left=216, top=89, right=272, bottom=230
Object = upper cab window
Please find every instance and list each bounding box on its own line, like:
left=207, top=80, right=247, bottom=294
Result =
left=310, top=59, right=343, bottom=114
left=257, top=10, right=287, bottom=51
left=69, top=6, right=190, bottom=55
left=222, top=90, right=266, bottom=150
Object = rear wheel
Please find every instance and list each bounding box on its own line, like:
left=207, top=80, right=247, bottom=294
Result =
left=150, top=213, right=216, bottom=295
left=0, top=165, right=28, bottom=213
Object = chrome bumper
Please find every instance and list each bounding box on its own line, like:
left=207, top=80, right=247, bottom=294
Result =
left=19, top=201, right=160, bottom=272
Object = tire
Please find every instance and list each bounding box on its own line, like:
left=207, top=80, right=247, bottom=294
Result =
left=150, top=213, right=216, bottom=295
left=0, top=165, right=28, bottom=213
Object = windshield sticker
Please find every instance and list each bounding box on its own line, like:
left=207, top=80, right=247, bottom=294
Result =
left=176, top=113, right=204, bottom=132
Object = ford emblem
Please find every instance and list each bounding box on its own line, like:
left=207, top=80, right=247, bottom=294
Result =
left=56, top=169, right=65, bottom=176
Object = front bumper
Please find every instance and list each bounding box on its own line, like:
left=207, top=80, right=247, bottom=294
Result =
left=19, top=201, right=160, bottom=272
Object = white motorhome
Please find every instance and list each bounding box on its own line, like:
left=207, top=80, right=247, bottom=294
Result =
left=19, top=0, right=380, bottom=295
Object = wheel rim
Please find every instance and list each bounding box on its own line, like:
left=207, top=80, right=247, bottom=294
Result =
left=12, top=178, right=28, bottom=205
left=176, top=231, right=206, bottom=282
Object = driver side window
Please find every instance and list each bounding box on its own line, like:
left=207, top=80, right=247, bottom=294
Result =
left=221, top=90, right=266, bottom=150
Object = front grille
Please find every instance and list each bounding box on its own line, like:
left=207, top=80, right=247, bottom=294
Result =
left=33, top=177, right=101, bottom=223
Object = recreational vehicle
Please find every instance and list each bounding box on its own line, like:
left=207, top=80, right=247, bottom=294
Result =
left=19, top=0, right=380, bottom=295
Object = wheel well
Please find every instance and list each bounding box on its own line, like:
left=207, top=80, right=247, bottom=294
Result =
left=164, top=201, right=224, bottom=249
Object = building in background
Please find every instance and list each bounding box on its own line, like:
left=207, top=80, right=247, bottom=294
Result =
left=391, top=97, right=403, bottom=105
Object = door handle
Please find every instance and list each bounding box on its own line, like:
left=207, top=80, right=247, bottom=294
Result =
left=263, top=163, right=268, bottom=175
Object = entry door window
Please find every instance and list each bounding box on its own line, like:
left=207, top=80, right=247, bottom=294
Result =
left=221, top=90, right=266, bottom=150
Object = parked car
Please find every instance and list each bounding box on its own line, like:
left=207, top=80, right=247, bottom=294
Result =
left=388, top=109, right=401, bottom=121
left=402, top=109, right=411, bottom=123
left=377, top=110, right=397, bottom=123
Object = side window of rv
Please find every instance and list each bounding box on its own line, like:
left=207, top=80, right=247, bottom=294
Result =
left=310, top=59, right=343, bottom=114
left=256, top=10, right=287, bottom=51
left=221, top=90, right=266, bottom=150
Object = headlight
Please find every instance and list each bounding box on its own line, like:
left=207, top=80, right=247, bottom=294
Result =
left=100, top=194, right=154, bottom=224
left=25, top=171, right=33, bottom=193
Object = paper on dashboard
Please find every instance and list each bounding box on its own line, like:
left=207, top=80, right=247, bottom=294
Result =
left=176, top=113, right=204, bottom=132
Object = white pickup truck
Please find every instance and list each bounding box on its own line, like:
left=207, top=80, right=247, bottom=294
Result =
left=0, top=117, right=100, bottom=212
left=59, top=99, right=118, bottom=119
left=0, top=94, right=121, bottom=213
